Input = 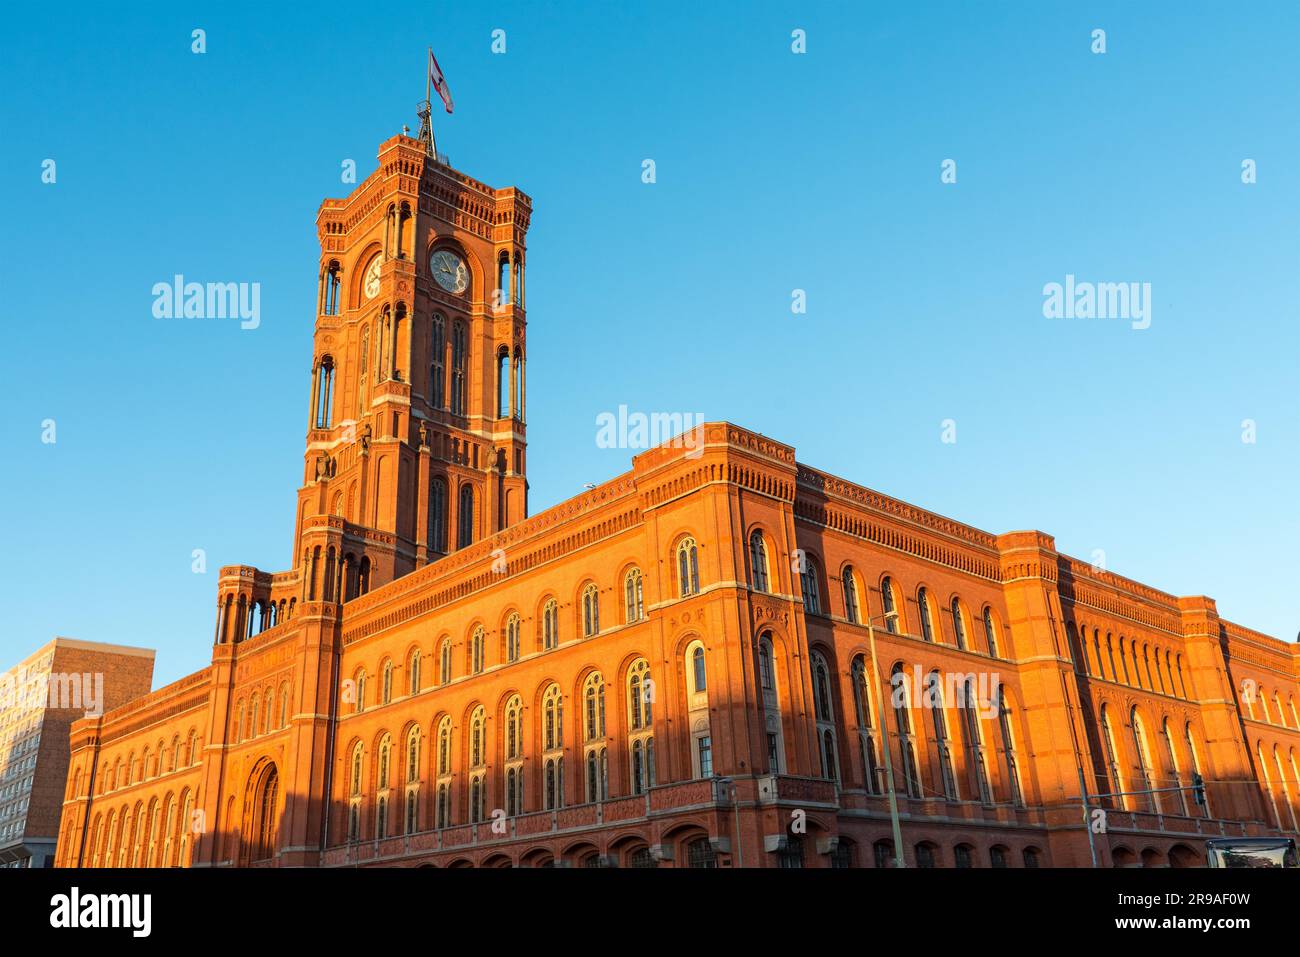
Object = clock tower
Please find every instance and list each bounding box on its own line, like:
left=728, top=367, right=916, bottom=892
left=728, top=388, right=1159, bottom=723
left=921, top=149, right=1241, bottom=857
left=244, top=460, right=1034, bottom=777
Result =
left=294, top=130, right=531, bottom=601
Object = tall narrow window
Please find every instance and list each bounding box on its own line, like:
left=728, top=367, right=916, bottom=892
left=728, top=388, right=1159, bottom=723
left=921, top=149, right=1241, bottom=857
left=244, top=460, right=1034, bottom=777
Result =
left=1099, top=705, right=1124, bottom=808
left=505, top=614, right=521, bottom=663
left=457, top=483, right=474, bottom=549
left=624, top=568, right=644, bottom=623
left=429, top=314, right=445, bottom=408
left=542, top=599, right=559, bottom=650
left=470, top=627, right=484, bottom=675
left=917, top=588, right=935, bottom=642
left=1161, top=718, right=1188, bottom=816
left=1184, top=722, right=1209, bottom=816
left=1130, top=708, right=1156, bottom=812
left=313, top=356, right=336, bottom=429
left=927, top=672, right=958, bottom=799
left=542, top=683, right=565, bottom=810
left=843, top=566, right=861, bottom=624
left=983, top=607, right=1000, bottom=657
left=951, top=599, right=967, bottom=650
left=430, top=477, right=448, bottom=553
left=677, top=538, right=700, bottom=597
left=439, top=638, right=452, bottom=685
left=628, top=659, right=655, bottom=794
left=959, top=679, right=992, bottom=804
left=881, top=578, right=898, bottom=633
left=852, top=657, right=880, bottom=794
left=749, top=531, right=769, bottom=593
left=759, top=633, right=785, bottom=773
left=997, top=688, right=1023, bottom=807
left=800, top=558, right=821, bottom=614
left=890, top=663, right=922, bottom=798
left=451, top=321, right=466, bottom=415
left=582, top=583, right=600, bottom=637
left=812, top=652, right=838, bottom=781
left=497, top=348, right=510, bottom=418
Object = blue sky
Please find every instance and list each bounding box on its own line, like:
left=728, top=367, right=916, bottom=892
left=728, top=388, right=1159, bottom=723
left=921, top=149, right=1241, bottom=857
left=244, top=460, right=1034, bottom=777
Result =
left=1, top=1, right=1296, bottom=687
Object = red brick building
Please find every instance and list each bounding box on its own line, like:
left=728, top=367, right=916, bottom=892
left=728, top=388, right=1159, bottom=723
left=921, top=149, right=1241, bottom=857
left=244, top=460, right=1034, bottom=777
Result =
left=54, top=131, right=1300, bottom=869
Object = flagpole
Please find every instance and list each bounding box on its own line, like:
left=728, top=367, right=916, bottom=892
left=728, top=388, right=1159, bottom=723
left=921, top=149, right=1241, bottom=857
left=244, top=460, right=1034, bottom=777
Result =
left=417, top=47, right=436, bottom=160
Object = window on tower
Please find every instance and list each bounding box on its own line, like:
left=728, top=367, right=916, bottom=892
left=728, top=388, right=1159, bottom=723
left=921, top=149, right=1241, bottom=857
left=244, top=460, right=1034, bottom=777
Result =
left=457, top=483, right=474, bottom=549
left=497, top=347, right=510, bottom=419
left=451, top=321, right=466, bottom=415
left=430, top=314, right=445, bottom=409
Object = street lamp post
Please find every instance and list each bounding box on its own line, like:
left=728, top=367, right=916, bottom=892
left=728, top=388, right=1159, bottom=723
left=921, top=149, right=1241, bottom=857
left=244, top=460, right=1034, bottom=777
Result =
left=866, top=610, right=906, bottom=868
left=715, top=776, right=744, bottom=868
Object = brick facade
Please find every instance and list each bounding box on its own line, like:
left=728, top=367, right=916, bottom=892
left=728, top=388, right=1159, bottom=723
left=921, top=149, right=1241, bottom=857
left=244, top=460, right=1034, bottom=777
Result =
left=53, top=135, right=1300, bottom=869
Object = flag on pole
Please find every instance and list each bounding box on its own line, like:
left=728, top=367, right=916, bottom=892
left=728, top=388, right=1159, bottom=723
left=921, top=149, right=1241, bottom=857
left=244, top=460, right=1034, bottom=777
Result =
left=429, top=50, right=454, bottom=114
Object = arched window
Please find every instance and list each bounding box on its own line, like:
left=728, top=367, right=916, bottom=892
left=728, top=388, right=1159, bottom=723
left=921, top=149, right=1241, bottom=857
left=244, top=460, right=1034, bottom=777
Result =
left=627, top=659, right=655, bottom=794
left=1129, top=708, right=1156, bottom=812
left=542, top=683, right=565, bottom=810
left=851, top=657, right=880, bottom=794
left=983, top=607, right=1000, bottom=657
left=436, top=717, right=453, bottom=777
left=1160, top=718, right=1188, bottom=816
left=469, top=706, right=487, bottom=767
left=917, top=588, right=935, bottom=642
left=926, top=671, right=957, bottom=799
left=881, top=577, right=899, bottom=633
left=959, top=678, right=993, bottom=804
left=691, top=645, right=707, bottom=693
left=543, top=686, right=564, bottom=748
left=505, top=614, right=521, bottom=663
left=812, top=652, right=838, bottom=781
left=749, top=531, right=769, bottom=593
left=496, top=347, right=510, bottom=418
left=381, top=660, right=393, bottom=705
left=404, top=727, right=420, bottom=783
left=439, top=638, right=452, bottom=685
left=505, top=695, right=524, bottom=814
left=408, top=650, right=421, bottom=695
left=951, top=598, right=968, bottom=651
left=686, top=640, right=712, bottom=778
left=890, top=663, right=922, bottom=798
left=1099, top=705, right=1124, bottom=808
left=470, top=626, right=484, bottom=674
left=581, top=583, right=600, bottom=637
left=1184, top=722, right=1209, bottom=816
left=677, top=537, right=700, bottom=597
left=997, top=687, right=1024, bottom=807
left=505, top=695, right=523, bottom=760
left=313, top=355, right=336, bottom=429
left=542, top=598, right=559, bottom=650
left=1258, top=742, right=1281, bottom=828
left=430, top=313, right=445, bottom=409
left=429, top=477, right=448, bottom=553
left=457, top=483, right=474, bottom=549
left=377, top=734, right=392, bottom=791
left=623, top=568, right=644, bottom=623
left=583, top=672, right=606, bottom=741
left=800, top=557, right=821, bottom=614
left=759, top=634, right=785, bottom=773
left=353, top=672, right=366, bottom=715
left=843, top=566, right=861, bottom=624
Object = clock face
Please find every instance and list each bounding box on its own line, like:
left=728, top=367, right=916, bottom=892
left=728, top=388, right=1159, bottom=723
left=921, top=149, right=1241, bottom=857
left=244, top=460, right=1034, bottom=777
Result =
left=363, top=257, right=382, bottom=300
left=430, top=249, right=469, bottom=294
